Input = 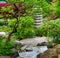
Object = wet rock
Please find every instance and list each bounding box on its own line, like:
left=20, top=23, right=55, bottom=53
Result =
left=14, top=40, right=24, bottom=47
left=25, top=48, right=33, bottom=52
left=47, top=43, right=56, bottom=48
left=14, top=40, right=28, bottom=52
left=14, top=40, right=26, bottom=48
left=37, top=42, right=47, bottom=46
left=37, top=44, right=60, bottom=58
left=20, top=45, right=27, bottom=52
left=10, top=52, right=19, bottom=58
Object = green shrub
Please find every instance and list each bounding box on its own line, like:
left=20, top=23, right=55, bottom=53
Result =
left=0, top=20, right=5, bottom=26
left=0, top=14, right=3, bottom=18
left=36, top=21, right=48, bottom=36
left=8, top=19, right=16, bottom=27
left=39, top=0, right=50, bottom=17
left=15, top=16, right=35, bottom=39
left=53, top=0, right=60, bottom=18
left=16, top=28, right=35, bottom=39
left=0, top=37, right=14, bottom=55
left=36, top=19, right=60, bottom=43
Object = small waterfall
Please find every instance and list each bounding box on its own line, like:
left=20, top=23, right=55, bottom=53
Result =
left=18, top=46, right=48, bottom=58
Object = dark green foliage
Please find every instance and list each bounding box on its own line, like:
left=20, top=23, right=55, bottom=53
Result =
left=46, top=0, right=53, bottom=3
left=0, top=0, right=5, bottom=1
left=0, top=20, right=5, bottom=26
left=0, top=37, right=14, bottom=55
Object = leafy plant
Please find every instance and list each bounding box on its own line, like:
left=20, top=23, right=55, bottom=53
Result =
left=39, top=0, right=50, bottom=17
left=14, top=16, right=35, bottom=39
left=8, top=19, right=16, bottom=27
left=0, top=20, right=6, bottom=26
left=52, top=0, right=60, bottom=18
left=36, top=19, right=60, bottom=43
left=0, top=37, right=14, bottom=55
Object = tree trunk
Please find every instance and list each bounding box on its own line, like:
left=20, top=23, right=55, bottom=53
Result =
left=7, top=17, right=19, bottom=40
left=7, top=3, right=20, bottom=40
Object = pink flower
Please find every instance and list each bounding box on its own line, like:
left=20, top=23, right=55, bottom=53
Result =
left=18, top=3, right=23, bottom=8
left=0, top=3, right=11, bottom=7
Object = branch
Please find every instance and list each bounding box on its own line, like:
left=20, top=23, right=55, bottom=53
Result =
left=7, top=4, right=20, bottom=40
left=7, top=17, right=19, bottom=40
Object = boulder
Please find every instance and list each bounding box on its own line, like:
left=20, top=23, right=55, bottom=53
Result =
left=0, top=32, right=6, bottom=37
left=54, top=44, right=60, bottom=54
left=37, top=44, right=60, bottom=58
left=37, top=48, right=57, bottom=58
left=37, top=42, right=47, bottom=46
left=58, top=54, right=60, bottom=58
left=10, top=52, right=19, bottom=58
left=0, top=32, right=8, bottom=38
left=37, top=42, right=56, bottom=48
left=47, top=43, right=57, bottom=48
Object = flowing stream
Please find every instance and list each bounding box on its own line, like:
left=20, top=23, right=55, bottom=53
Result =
left=18, top=46, right=48, bottom=58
